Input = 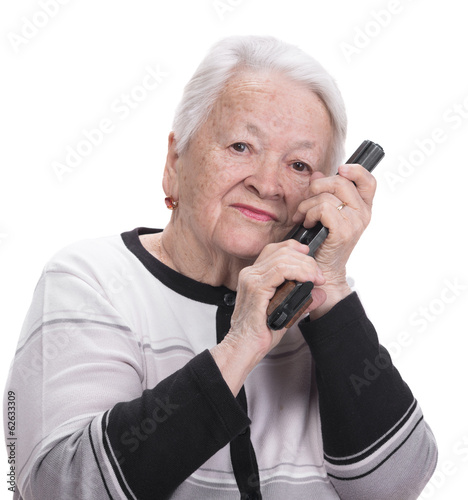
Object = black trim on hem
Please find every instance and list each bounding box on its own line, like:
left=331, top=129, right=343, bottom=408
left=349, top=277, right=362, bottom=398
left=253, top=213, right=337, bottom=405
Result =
left=327, top=416, right=424, bottom=481
left=89, top=419, right=115, bottom=500
left=101, top=411, right=134, bottom=500
left=323, top=399, right=418, bottom=465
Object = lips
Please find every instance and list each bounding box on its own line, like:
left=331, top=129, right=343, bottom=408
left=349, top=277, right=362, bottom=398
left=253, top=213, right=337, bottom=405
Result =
left=231, top=204, right=278, bottom=222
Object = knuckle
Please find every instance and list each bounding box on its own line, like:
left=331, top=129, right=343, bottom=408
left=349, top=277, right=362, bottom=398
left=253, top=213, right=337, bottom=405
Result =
left=308, top=177, right=321, bottom=191
left=335, top=175, right=348, bottom=188
left=304, top=201, right=321, bottom=217
left=283, top=239, right=298, bottom=249
left=261, top=242, right=277, bottom=254
left=368, top=173, right=377, bottom=190
left=303, top=258, right=317, bottom=274
left=341, top=224, right=355, bottom=242
left=280, top=239, right=303, bottom=254
left=238, top=267, right=253, bottom=284
left=326, top=193, right=340, bottom=206
left=272, top=260, right=293, bottom=278
left=363, top=212, right=372, bottom=227
left=239, top=271, right=259, bottom=294
left=239, top=267, right=249, bottom=279
left=273, top=261, right=288, bottom=274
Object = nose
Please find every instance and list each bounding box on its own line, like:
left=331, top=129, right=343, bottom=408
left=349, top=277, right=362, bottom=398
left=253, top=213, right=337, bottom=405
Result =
left=244, top=155, right=284, bottom=200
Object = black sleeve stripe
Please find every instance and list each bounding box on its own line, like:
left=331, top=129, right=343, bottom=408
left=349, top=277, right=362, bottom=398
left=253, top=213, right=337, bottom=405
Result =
left=100, top=411, right=136, bottom=500
left=324, top=398, right=418, bottom=465
left=327, top=416, right=424, bottom=481
left=88, top=420, right=115, bottom=500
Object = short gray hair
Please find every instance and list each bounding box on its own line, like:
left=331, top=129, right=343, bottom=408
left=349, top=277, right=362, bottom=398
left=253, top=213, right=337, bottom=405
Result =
left=172, top=35, right=347, bottom=170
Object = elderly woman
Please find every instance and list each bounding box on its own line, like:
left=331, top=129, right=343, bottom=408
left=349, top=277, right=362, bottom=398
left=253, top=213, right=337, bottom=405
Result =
left=5, top=36, right=436, bottom=500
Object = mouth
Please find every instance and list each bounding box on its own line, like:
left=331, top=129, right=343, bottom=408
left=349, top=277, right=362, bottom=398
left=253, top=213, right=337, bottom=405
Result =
left=231, top=204, right=279, bottom=222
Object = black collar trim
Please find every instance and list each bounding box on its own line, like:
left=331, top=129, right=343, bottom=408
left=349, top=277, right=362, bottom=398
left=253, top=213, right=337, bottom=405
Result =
left=121, top=227, right=236, bottom=306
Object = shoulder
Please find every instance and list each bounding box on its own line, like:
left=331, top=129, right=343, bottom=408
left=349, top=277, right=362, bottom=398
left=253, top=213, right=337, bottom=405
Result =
left=43, top=232, right=130, bottom=283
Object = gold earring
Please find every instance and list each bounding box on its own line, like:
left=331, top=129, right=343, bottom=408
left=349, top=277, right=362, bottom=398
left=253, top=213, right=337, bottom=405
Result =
left=165, top=196, right=179, bottom=210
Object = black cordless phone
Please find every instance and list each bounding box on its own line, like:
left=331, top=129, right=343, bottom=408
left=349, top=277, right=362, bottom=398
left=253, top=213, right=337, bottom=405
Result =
left=266, top=140, right=385, bottom=330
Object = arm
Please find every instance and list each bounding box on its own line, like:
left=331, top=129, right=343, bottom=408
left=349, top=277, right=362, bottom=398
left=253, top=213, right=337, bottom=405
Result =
left=4, top=261, right=249, bottom=500
left=211, top=163, right=376, bottom=395
left=210, top=163, right=436, bottom=499
left=300, top=292, right=438, bottom=500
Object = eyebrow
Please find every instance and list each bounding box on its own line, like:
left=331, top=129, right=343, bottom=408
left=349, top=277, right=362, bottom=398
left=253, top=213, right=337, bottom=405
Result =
left=290, top=140, right=316, bottom=150
left=246, top=123, right=261, bottom=135
left=245, top=123, right=315, bottom=151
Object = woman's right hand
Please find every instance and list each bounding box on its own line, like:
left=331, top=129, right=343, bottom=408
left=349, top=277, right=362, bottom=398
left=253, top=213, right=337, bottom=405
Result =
left=210, top=239, right=326, bottom=396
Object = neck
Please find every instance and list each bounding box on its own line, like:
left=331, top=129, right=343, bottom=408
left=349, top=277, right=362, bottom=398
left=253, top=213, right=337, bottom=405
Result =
left=160, top=220, right=254, bottom=291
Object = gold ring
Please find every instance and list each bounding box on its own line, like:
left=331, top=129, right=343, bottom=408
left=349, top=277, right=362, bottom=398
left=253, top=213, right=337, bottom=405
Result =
left=336, top=202, right=347, bottom=211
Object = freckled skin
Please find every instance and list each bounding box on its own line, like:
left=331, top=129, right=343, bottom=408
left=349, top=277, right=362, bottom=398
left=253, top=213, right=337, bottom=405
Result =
left=160, top=71, right=333, bottom=288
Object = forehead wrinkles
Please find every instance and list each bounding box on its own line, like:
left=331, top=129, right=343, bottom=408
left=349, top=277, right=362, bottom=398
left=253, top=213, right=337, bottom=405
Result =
left=219, top=76, right=295, bottom=116
left=213, top=74, right=331, bottom=138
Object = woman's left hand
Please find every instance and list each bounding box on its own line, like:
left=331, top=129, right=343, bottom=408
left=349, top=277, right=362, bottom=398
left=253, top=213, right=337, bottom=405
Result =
left=291, top=163, right=377, bottom=317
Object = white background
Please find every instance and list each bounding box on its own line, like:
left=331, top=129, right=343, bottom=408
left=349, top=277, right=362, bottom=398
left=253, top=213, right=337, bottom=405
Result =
left=1, top=0, right=467, bottom=498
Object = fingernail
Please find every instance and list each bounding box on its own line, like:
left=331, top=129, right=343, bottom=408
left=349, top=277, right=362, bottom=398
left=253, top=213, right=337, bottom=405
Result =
left=339, top=164, right=350, bottom=174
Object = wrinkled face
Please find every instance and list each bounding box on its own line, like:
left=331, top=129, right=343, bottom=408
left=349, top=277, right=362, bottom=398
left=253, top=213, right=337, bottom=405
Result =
left=165, top=71, right=334, bottom=261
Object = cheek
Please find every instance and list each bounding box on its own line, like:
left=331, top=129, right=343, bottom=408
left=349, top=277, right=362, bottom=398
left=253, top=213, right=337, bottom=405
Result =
left=191, top=153, right=245, bottom=200
left=285, top=177, right=311, bottom=215
left=178, top=154, right=214, bottom=202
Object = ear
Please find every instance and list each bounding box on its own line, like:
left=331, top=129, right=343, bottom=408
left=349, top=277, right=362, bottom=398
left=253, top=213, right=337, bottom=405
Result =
left=162, top=132, right=180, bottom=200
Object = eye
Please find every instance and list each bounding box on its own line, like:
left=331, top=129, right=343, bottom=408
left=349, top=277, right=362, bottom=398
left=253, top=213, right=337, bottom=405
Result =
left=230, top=142, right=248, bottom=153
left=291, top=161, right=311, bottom=173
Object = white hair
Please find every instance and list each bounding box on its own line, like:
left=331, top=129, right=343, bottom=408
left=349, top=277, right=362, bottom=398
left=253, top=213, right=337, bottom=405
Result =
left=172, top=35, right=347, bottom=170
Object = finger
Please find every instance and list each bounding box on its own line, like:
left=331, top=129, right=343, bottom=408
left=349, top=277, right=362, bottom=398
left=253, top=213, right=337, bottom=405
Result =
left=293, top=175, right=367, bottom=225
left=244, top=245, right=326, bottom=292
left=293, top=192, right=343, bottom=227
left=294, top=190, right=369, bottom=232
left=337, top=163, right=377, bottom=207
left=255, top=252, right=326, bottom=288
left=307, top=172, right=367, bottom=210
left=259, top=238, right=310, bottom=259
left=294, top=194, right=367, bottom=243
left=310, top=171, right=326, bottom=181
left=305, top=287, right=327, bottom=313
